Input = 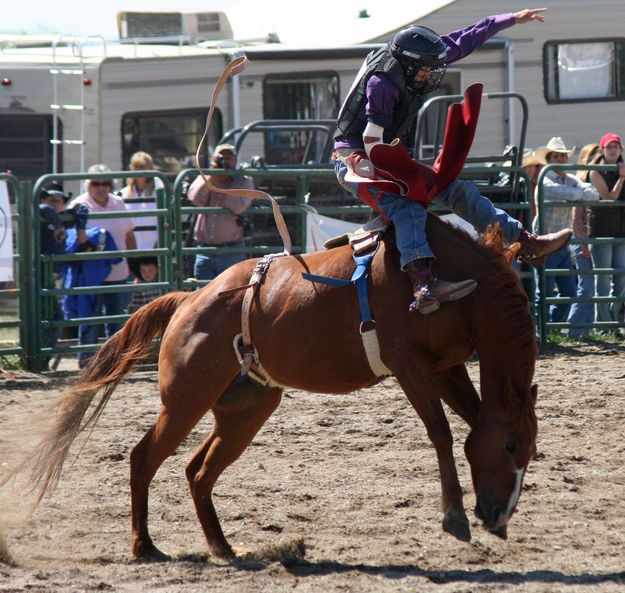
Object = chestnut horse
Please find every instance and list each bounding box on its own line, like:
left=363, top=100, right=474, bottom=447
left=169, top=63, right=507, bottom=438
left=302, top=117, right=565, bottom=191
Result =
left=13, top=214, right=538, bottom=561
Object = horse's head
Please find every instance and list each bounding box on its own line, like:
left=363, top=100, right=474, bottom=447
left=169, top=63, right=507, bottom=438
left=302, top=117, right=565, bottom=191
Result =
left=464, top=379, right=538, bottom=538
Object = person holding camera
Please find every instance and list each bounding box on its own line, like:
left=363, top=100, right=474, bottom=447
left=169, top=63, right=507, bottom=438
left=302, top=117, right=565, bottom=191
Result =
left=39, top=182, right=90, bottom=368
left=187, top=144, right=253, bottom=282
left=39, top=182, right=89, bottom=255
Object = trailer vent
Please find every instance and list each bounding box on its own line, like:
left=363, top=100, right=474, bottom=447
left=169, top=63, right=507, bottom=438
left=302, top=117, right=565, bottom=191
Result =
left=117, top=11, right=233, bottom=43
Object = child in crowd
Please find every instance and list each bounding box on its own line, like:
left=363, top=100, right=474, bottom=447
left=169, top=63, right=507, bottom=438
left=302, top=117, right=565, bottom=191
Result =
left=127, top=256, right=161, bottom=313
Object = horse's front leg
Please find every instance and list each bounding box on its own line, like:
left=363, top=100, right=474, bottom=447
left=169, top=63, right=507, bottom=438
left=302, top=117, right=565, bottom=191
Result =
left=394, top=364, right=471, bottom=542
left=433, top=363, right=481, bottom=428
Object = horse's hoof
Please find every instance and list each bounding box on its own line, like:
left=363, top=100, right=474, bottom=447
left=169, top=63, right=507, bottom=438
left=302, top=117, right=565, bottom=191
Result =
left=443, top=515, right=472, bottom=542
left=208, top=545, right=237, bottom=563
left=490, top=525, right=507, bottom=540
left=132, top=541, right=171, bottom=562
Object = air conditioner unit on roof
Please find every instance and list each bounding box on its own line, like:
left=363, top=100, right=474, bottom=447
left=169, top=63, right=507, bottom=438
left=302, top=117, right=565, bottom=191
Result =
left=117, top=11, right=233, bottom=43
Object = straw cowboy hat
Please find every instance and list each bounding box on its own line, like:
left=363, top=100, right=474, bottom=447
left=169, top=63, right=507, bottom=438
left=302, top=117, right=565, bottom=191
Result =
left=502, top=148, right=543, bottom=168
left=521, top=148, right=543, bottom=167
left=535, top=137, right=576, bottom=164
left=502, top=147, right=540, bottom=167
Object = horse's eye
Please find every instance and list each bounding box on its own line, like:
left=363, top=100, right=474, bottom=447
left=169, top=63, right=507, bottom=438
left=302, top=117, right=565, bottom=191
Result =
left=505, top=441, right=517, bottom=455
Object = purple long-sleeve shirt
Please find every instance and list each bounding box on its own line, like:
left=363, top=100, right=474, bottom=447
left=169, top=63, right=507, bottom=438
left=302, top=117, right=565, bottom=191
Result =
left=335, top=13, right=516, bottom=150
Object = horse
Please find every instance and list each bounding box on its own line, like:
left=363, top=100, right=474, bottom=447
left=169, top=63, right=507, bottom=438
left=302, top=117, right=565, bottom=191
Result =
left=11, top=214, right=538, bottom=561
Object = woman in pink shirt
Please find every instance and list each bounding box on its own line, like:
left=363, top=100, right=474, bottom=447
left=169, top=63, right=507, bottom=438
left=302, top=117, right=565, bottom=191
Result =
left=71, top=163, right=136, bottom=367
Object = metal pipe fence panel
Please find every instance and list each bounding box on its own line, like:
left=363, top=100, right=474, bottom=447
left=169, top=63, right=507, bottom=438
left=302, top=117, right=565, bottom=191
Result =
left=10, top=164, right=538, bottom=370
left=29, top=171, right=174, bottom=371
left=535, top=162, right=625, bottom=343
left=0, top=175, right=26, bottom=362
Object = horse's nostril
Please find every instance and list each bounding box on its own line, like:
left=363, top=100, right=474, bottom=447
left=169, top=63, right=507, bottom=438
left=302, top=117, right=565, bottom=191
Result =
left=476, top=496, right=503, bottom=528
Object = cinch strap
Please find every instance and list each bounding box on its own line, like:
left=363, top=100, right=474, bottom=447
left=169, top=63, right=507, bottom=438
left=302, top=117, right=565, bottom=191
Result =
left=301, top=248, right=391, bottom=377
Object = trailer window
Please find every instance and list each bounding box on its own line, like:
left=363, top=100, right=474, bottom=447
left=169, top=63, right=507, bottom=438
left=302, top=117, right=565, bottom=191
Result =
left=121, top=109, right=222, bottom=177
left=262, top=72, right=339, bottom=164
left=0, top=114, right=57, bottom=181
left=544, top=38, right=625, bottom=103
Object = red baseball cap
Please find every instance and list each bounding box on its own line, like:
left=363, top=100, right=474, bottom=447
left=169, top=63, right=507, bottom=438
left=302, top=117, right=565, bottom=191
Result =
left=599, top=132, right=622, bottom=149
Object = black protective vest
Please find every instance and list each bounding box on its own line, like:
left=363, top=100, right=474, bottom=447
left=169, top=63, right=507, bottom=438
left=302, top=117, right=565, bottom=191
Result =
left=334, top=47, right=421, bottom=144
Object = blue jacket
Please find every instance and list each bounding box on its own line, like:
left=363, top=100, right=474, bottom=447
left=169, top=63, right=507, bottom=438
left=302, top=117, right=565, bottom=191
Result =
left=62, top=227, right=122, bottom=320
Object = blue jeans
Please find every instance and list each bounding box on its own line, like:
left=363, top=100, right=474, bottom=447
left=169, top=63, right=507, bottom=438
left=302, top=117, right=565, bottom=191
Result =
left=194, top=241, right=247, bottom=281
left=539, top=246, right=577, bottom=324
left=433, top=179, right=523, bottom=243
left=567, top=244, right=595, bottom=337
left=78, top=283, right=127, bottom=368
left=335, top=159, right=522, bottom=268
left=590, top=241, right=625, bottom=323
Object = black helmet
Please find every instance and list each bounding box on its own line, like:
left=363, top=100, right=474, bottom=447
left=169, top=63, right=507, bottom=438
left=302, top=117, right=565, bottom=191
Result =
left=390, top=25, right=447, bottom=94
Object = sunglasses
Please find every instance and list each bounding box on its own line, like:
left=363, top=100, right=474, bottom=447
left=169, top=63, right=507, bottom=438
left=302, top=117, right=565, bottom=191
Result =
left=90, top=180, right=112, bottom=188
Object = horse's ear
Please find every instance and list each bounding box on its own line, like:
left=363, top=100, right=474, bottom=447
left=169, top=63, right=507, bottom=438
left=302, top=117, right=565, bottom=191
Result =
left=504, top=242, right=521, bottom=264
left=502, top=376, right=527, bottom=410
left=482, top=224, right=504, bottom=252
left=505, top=379, right=538, bottom=410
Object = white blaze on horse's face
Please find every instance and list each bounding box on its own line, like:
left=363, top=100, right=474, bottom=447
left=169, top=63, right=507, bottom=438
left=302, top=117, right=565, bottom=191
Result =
left=466, top=433, right=533, bottom=538
left=464, top=382, right=538, bottom=538
left=502, top=467, right=525, bottom=526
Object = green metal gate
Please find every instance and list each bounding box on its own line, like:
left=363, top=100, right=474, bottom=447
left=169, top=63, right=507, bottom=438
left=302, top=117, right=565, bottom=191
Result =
left=27, top=171, right=174, bottom=371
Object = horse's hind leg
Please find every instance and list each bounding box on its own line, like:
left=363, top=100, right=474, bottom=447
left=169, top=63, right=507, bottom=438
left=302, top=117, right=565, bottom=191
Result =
left=185, top=379, right=282, bottom=560
left=130, top=392, right=227, bottom=560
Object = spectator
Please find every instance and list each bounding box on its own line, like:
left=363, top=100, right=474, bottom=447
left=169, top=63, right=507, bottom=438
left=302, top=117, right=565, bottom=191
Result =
left=521, top=149, right=543, bottom=217
left=70, top=164, right=137, bottom=367
left=120, top=151, right=164, bottom=251
left=534, top=137, right=599, bottom=324
left=187, top=144, right=253, bottom=281
left=62, top=227, right=122, bottom=368
left=568, top=144, right=601, bottom=337
left=588, top=133, right=625, bottom=330
left=127, top=256, right=161, bottom=314
left=39, top=182, right=89, bottom=367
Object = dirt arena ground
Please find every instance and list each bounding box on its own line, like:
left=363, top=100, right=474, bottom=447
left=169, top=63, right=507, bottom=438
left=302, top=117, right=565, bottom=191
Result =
left=0, top=341, right=624, bottom=593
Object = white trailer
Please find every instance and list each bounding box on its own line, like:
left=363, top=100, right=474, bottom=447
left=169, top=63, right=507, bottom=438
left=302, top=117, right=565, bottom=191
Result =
left=0, top=15, right=373, bottom=197
left=1, top=5, right=624, bottom=199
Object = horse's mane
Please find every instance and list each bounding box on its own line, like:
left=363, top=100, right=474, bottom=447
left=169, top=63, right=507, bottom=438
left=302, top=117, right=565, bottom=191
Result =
left=425, top=213, right=518, bottom=281
left=425, top=213, right=535, bottom=348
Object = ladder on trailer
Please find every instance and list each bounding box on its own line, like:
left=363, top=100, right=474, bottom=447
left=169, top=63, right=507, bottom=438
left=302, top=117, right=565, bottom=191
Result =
left=49, top=36, right=106, bottom=173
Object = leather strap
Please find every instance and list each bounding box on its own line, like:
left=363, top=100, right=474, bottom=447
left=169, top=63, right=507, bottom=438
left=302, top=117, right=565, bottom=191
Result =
left=301, top=245, right=392, bottom=378
left=239, top=253, right=287, bottom=377
left=196, top=57, right=293, bottom=380
left=195, top=56, right=292, bottom=255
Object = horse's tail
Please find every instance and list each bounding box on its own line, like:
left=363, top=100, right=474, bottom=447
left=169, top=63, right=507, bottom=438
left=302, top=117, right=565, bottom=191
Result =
left=4, top=290, right=192, bottom=506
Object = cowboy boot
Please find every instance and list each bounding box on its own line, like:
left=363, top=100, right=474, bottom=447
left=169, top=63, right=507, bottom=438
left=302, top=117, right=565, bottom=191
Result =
left=406, top=260, right=478, bottom=315
left=517, top=228, right=572, bottom=266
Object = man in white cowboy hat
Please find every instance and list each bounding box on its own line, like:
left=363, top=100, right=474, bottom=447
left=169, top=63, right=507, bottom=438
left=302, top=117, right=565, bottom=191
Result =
left=533, top=137, right=599, bottom=324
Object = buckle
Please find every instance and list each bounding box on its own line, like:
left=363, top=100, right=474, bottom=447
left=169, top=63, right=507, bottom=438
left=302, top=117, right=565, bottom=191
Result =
left=359, top=320, right=376, bottom=334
